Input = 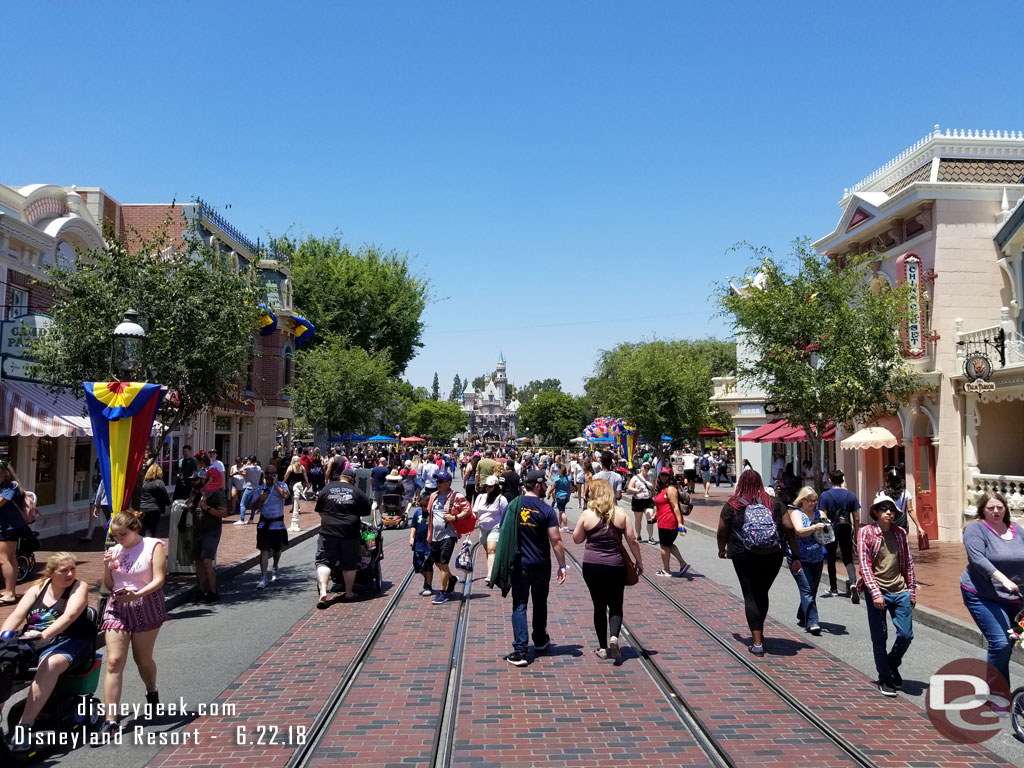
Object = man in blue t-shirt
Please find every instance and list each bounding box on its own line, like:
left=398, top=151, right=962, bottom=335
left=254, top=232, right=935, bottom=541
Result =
left=817, top=469, right=861, bottom=602
left=506, top=470, right=567, bottom=667
left=370, top=456, right=389, bottom=507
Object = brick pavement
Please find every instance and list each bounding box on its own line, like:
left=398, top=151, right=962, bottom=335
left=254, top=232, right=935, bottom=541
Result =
left=0, top=500, right=322, bottom=625
left=147, top=539, right=412, bottom=768
left=605, top=536, right=1011, bottom=768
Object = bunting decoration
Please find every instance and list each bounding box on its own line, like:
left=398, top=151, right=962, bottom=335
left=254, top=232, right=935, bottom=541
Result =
left=82, top=382, right=166, bottom=519
left=291, top=314, right=315, bottom=347
left=257, top=303, right=278, bottom=336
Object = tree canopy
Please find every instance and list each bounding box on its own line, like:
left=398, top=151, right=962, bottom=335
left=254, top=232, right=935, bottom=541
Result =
left=517, top=378, right=562, bottom=403
left=406, top=399, right=466, bottom=443
left=431, top=372, right=440, bottom=401
left=518, top=391, right=589, bottom=445
left=719, top=241, right=918, bottom=488
left=449, top=374, right=462, bottom=401
left=278, top=234, right=429, bottom=374
left=585, top=339, right=735, bottom=443
left=32, top=217, right=263, bottom=437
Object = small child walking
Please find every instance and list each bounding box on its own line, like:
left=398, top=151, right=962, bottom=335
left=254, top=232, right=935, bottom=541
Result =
left=409, top=491, right=434, bottom=596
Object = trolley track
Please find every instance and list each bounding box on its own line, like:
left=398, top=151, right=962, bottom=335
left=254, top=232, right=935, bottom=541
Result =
left=286, top=543, right=480, bottom=768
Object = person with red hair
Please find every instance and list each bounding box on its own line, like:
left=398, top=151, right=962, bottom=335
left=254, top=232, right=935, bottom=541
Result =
left=717, top=469, right=800, bottom=656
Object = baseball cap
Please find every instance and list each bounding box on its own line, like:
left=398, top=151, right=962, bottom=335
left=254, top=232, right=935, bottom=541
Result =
left=524, top=470, right=547, bottom=485
left=484, top=474, right=501, bottom=487
left=405, top=459, right=413, bottom=468
left=341, top=466, right=356, bottom=479
left=436, top=470, right=453, bottom=483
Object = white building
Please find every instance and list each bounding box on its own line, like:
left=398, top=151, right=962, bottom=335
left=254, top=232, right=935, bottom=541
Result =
left=462, top=354, right=521, bottom=440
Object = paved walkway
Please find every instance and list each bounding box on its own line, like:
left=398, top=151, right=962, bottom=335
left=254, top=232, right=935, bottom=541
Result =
left=0, top=500, right=322, bottom=625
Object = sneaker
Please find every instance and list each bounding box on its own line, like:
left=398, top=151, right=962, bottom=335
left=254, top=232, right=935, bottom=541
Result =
left=808, top=625, right=822, bottom=636
left=827, top=587, right=839, bottom=595
left=655, top=570, right=672, bottom=577
left=534, top=635, right=552, bottom=652
left=647, top=538, right=657, bottom=546
left=271, top=569, right=279, bottom=583
left=877, top=681, right=898, bottom=697
left=204, top=592, right=220, bottom=604
left=506, top=652, right=529, bottom=667
left=92, top=720, right=121, bottom=745
left=233, top=520, right=246, bottom=525
left=748, top=644, right=765, bottom=657
left=419, top=588, right=434, bottom=596
left=850, top=589, right=860, bottom=604
left=891, top=668, right=903, bottom=690
left=608, top=637, right=621, bottom=660
left=7, top=723, right=33, bottom=753
left=446, top=577, right=458, bottom=595
left=257, top=579, right=266, bottom=590
left=594, top=648, right=608, bottom=659
left=431, top=593, right=448, bottom=605
left=678, top=564, right=691, bottom=576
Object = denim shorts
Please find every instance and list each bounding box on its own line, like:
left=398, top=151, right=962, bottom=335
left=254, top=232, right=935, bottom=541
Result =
left=38, top=636, right=91, bottom=666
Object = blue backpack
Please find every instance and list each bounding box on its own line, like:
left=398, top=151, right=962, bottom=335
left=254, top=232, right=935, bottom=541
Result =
left=740, top=499, right=781, bottom=551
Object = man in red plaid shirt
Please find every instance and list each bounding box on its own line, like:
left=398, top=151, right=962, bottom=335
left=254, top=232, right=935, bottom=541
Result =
left=856, top=492, right=917, bottom=697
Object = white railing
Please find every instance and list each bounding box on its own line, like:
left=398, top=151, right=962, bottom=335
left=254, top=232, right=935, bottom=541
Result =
left=955, top=315, right=1024, bottom=367
left=967, top=473, right=1024, bottom=518
left=711, top=376, right=737, bottom=400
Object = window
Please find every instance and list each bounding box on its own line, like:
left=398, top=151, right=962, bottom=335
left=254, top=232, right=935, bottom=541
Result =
left=35, top=437, right=56, bottom=506
left=73, top=439, right=93, bottom=502
left=5, top=284, right=27, bottom=320
left=281, top=343, right=294, bottom=387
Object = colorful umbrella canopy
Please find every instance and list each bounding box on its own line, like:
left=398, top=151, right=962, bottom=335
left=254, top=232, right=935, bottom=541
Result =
left=82, top=382, right=166, bottom=519
left=368, top=435, right=398, bottom=442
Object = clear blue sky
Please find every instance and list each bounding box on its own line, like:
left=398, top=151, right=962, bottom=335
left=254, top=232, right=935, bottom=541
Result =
left=4, top=2, right=1022, bottom=395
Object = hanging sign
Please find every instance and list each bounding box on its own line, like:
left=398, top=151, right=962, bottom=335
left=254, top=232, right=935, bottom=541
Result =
left=897, top=254, right=926, bottom=358
left=964, top=352, right=993, bottom=382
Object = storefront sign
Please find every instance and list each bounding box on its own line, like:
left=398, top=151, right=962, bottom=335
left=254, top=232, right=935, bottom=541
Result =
left=0, top=314, right=51, bottom=383
left=963, top=380, right=996, bottom=393
left=964, top=352, right=993, bottom=381
left=899, top=254, right=926, bottom=359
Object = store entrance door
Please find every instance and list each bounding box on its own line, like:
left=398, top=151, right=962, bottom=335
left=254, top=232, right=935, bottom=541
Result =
left=912, top=436, right=938, bottom=540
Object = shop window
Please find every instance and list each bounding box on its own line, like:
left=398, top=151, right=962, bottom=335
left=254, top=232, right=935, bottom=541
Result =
left=73, top=439, right=93, bottom=502
left=35, top=437, right=57, bottom=506
left=6, top=285, right=27, bottom=320
left=0, top=437, right=18, bottom=475
left=282, top=343, right=294, bottom=387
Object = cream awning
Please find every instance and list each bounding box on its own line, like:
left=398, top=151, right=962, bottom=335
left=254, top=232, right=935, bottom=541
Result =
left=840, top=426, right=898, bottom=450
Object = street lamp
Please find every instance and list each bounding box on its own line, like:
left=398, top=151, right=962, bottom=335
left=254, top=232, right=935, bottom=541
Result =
left=112, top=309, right=148, bottom=380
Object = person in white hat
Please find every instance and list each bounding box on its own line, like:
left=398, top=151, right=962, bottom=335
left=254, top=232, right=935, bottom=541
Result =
left=473, top=474, right=508, bottom=579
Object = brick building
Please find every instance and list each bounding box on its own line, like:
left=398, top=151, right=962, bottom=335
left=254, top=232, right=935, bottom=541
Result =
left=0, top=182, right=299, bottom=536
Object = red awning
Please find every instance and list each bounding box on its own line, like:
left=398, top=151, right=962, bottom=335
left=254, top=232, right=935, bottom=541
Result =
left=698, top=427, right=729, bottom=436
left=740, top=419, right=835, bottom=443
left=0, top=381, right=92, bottom=438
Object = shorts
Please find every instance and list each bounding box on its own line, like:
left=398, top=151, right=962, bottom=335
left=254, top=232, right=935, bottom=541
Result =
left=0, top=521, right=25, bottom=542
left=483, top=526, right=501, bottom=544
left=191, top=526, right=222, bottom=561
left=658, top=527, right=678, bottom=547
left=316, top=535, right=361, bottom=572
left=37, top=636, right=91, bottom=666
left=631, top=497, right=654, bottom=513
left=101, top=590, right=168, bottom=633
left=683, top=469, right=697, bottom=482
left=701, top=470, right=712, bottom=482
left=413, top=546, right=434, bottom=573
left=555, top=496, right=568, bottom=513
left=430, top=537, right=456, bottom=565
left=256, top=519, right=289, bottom=552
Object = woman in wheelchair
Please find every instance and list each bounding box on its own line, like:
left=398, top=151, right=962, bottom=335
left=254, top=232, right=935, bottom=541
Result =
left=0, top=551, right=91, bottom=752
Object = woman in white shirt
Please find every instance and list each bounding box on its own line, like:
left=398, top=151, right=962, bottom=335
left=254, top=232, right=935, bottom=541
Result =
left=472, top=475, right=508, bottom=580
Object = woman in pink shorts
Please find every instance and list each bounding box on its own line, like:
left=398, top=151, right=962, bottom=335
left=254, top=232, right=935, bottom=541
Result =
left=97, top=508, right=168, bottom=740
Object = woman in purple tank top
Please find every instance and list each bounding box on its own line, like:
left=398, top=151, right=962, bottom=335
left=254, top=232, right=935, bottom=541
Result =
left=572, top=478, right=644, bottom=660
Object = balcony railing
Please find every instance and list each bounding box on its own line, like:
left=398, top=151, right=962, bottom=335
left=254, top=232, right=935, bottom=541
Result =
left=711, top=376, right=737, bottom=399
left=967, top=473, right=1024, bottom=519
left=196, top=198, right=281, bottom=261
left=955, top=310, right=1024, bottom=368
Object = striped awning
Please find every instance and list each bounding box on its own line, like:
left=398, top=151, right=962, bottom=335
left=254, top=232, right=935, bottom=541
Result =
left=0, top=381, right=92, bottom=437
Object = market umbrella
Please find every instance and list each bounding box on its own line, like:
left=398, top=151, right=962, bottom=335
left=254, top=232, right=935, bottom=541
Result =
left=401, top=436, right=426, bottom=443
left=840, top=426, right=898, bottom=450
left=569, top=437, right=587, bottom=444
left=368, top=434, right=398, bottom=442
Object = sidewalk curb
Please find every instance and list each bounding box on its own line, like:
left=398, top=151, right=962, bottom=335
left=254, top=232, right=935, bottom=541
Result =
left=162, top=524, right=322, bottom=611
left=685, top=517, right=1024, bottom=663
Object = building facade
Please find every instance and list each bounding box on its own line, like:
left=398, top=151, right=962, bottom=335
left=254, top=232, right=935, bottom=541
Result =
left=0, top=182, right=299, bottom=536
left=716, top=126, right=1024, bottom=541
left=461, top=354, right=521, bottom=440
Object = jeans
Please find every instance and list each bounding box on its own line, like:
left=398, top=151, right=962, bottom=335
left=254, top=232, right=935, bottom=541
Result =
left=511, top=563, right=551, bottom=653
left=715, top=467, right=733, bottom=487
left=864, top=590, right=914, bottom=684
left=961, top=587, right=1017, bottom=691
left=239, top=488, right=257, bottom=522
left=793, top=559, right=824, bottom=629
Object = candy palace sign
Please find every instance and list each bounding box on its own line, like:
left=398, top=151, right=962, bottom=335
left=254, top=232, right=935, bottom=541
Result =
left=1, top=314, right=52, bottom=382
left=901, top=254, right=926, bottom=359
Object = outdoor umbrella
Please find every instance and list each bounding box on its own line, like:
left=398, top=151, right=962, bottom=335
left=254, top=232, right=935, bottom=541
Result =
left=401, top=436, right=426, bottom=443
left=569, top=437, right=588, bottom=444
left=840, top=426, right=898, bottom=450
left=368, top=434, right=397, bottom=442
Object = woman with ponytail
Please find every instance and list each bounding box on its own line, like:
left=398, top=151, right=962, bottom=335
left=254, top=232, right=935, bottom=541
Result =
left=572, top=478, right=643, bottom=661
left=98, top=508, right=168, bottom=740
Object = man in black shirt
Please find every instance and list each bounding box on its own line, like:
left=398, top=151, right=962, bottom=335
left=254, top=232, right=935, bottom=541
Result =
left=501, top=459, right=521, bottom=502
left=314, top=465, right=372, bottom=607
left=173, top=445, right=197, bottom=501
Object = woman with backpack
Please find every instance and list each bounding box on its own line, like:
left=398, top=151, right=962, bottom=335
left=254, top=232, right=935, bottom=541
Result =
left=717, top=469, right=801, bottom=656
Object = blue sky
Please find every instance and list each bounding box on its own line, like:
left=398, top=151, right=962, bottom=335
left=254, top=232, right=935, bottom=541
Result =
left=4, top=2, right=1022, bottom=395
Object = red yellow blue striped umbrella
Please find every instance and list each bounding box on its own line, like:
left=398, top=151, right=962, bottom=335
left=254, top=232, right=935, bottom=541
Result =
left=82, top=382, right=166, bottom=518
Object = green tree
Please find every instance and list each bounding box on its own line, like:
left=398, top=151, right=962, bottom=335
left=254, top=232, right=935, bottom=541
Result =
left=278, top=234, right=429, bottom=374
left=519, top=391, right=588, bottom=445
left=289, top=335, right=395, bottom=436
left=32, top=214, right=263, bottom=438
left=585, top=339, right=735, bottom=444
left=406, top=399, right=466, bottom=443
left=449, top=374, right=462, bottom=401
left=719, top=241, right=918, bottom=490
left=517, top=378, right=562, bottom=403
left=471, top=375, right=486, bottom=391
left=431, top=372, right=440, bottom=401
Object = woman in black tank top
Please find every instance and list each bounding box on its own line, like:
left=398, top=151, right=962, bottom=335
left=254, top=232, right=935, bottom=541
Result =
left=1, top=551, right=91, bottom=751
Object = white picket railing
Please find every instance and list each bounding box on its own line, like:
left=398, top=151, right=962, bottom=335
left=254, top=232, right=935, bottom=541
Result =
left=967, top=473, right=1024, bottom=520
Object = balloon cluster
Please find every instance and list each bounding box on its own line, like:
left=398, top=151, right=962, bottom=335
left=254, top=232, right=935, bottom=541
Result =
left=583, top=418, right=636, bottom=439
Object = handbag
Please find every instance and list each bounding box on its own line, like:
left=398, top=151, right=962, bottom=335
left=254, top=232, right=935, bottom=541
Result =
left=917, top=529, right=930, bottom=550
left=619, top=542, right=639, bottom=586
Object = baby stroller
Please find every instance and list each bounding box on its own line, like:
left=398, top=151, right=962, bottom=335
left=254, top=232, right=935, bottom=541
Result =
left=0, top=606, right=104, bottom=760
left=331, top=521, right=384, bottom=595
left=379, top=492, right=407, bottom=530
left=16, top=527, right=40, bottom=584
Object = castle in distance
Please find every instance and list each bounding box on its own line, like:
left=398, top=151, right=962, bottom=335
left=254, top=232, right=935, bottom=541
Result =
left=460, top=353, right=521, bottom=440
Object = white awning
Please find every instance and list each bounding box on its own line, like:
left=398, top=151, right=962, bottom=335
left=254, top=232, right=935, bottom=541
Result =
left=840, top=426, right=898, bottom=451
left=0, top=381, right=91, bottom=438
